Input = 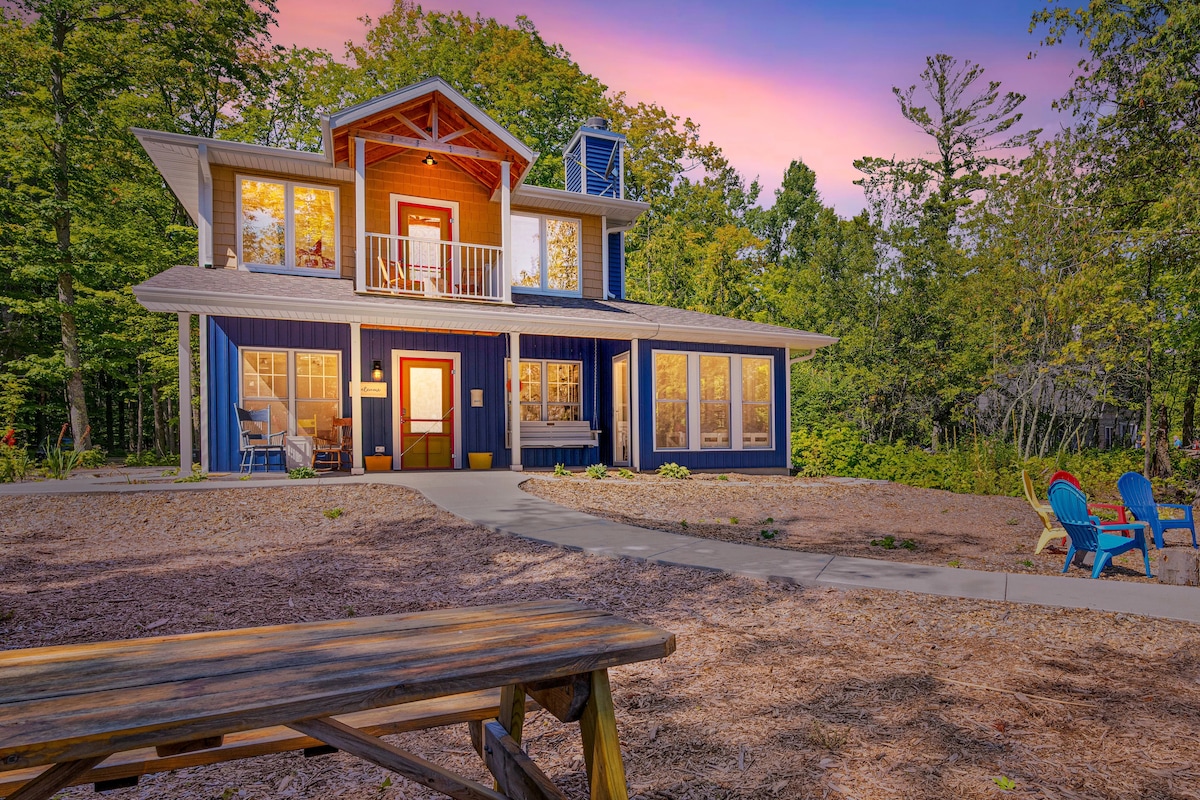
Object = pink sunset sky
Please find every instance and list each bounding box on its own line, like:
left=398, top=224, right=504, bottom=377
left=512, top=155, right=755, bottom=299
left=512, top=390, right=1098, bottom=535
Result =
left=272, top=0, right=1079, bottom=214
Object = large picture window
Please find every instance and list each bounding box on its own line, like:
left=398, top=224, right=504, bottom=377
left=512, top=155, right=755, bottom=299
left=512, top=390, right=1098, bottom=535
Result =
left=510, top=213, right=581, bottom=294
left=505, top=359, right=582, bottom=424
left=652, top=350, right=774, bottom=451
left=241, top=349, right=342, bottom=439
left=238, top=177, right=338, bottom=274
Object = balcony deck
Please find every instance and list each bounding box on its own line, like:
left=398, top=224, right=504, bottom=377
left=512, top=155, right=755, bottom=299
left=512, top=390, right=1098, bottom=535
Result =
left=362, top=232, right=504, bottom=303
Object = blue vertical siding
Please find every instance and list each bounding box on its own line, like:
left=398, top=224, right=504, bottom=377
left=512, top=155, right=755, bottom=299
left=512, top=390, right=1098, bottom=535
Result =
left=607, top=232, right=624, bottom=300
left=207, top=317, right=351, bottom=473
left=565, top=140, right=583, bottom=194
left=636, top=340, right=788, bottom=472
left=361, top=329, right=510, bottom=468
left=582, top=136, right=620, bottom=198
left=518, top=335, right=601, bottom=468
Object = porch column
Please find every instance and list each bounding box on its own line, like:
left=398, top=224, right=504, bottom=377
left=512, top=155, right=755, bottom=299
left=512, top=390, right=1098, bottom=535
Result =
left=177, top=313, right=193, bottom=471
left=601, top=216, right=609, bottom=299
left=630, top=339, right=640, bottom=472
left=198, top=314, right=209, bottom=473
left=355, top=137, right=366, bottom=291
left=785, top=353, right=793, bottom=473
left=501, top=161, right=512, bottom=304
left=350, top=322, right=365, bottom=474
left=509, top=331, right=522, bottom=470
left=197, top=143, right=213, bottom=268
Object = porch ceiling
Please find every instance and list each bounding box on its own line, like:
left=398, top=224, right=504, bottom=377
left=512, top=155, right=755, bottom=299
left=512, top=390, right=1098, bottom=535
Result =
left=134, top=266, right=840, bottom=352
left=327, top=83, right=534, bottom=193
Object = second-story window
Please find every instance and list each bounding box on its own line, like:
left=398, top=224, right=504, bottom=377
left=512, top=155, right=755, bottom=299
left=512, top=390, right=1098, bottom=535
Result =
left=511, top=213, right=581, bottom=295
left=238, top=177, right=338, bottom=275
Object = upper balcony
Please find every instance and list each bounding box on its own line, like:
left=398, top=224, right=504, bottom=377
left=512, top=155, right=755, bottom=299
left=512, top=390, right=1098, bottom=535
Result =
left=363, top=232, right=504, bottom=302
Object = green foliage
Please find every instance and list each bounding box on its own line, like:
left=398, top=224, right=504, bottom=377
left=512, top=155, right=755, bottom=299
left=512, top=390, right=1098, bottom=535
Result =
left=656, top=462, right=691, bottom=479
left=173, top=464, right=207, bottom=483
left=124, top=452, right=180, bottom=468
left=585, top=463, right=608, bottom=480
left=553, top=463, right=570, bottom=477
left=323, top=507, right=344, bottom=520
left=617, top=468, right=635, bottom=479
left=792, top=423, right=1142, bottom=497
left=760, top=529, right=776, bottom=540
left=0, top=443, right=30, bottom=483
left=679, top=519, right=688, bottom=529
left=716, top=474, right=729, bottom=481
left=41, top=439, right=82, bottom=480
left=993, top=776, right=1016, bottom=791
left=871, top=535, right=917, bottom=551
left=288, top=466, right=318, bottom=480
left=76, top=447, right=106, bottom=469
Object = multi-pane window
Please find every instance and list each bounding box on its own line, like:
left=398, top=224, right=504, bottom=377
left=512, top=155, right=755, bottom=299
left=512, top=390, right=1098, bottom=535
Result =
left=652, top=351, right=773, bottom=451
left=506, top=360, right=582, bottom=423
left=699, top=355, right=731, bottom=449
left=239, top=177, right=338, bottom=273
left=241, top=349, right=342, bottom=439
left=741, top=357, right=772, bottom=448
left=654, top=353, right=689, bottom=449
left=510, top=213, right=581, bottom=294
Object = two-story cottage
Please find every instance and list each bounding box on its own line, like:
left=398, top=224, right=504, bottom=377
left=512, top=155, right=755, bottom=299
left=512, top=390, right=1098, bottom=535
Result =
left=132, top=78, right=836, bottom=474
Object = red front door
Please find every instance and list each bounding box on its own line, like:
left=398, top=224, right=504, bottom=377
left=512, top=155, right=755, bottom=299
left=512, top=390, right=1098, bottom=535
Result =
left=398, top=358, right=454, bottom=469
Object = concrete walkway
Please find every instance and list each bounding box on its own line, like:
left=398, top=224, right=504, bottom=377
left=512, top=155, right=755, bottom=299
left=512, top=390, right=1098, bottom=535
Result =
left=5, top=469, right=1198, bottom=623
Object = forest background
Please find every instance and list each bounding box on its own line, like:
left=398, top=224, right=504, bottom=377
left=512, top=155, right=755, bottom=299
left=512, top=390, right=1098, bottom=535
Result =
left=2, top=0, right=1199, bottom=494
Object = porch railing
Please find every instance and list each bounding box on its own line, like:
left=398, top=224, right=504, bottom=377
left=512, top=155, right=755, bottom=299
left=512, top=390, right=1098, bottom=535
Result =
left=362, top=232, right=504, bottom=302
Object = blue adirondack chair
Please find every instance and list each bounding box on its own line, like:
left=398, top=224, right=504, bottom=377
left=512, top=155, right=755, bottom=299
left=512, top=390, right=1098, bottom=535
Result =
left=1047, top=480, right=1152, bottom=579
left=1116, top=471, right=1198, bottom=550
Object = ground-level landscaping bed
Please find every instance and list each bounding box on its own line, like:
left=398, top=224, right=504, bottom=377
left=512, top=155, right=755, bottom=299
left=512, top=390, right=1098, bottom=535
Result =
left=522, top=474, right=1193, bottom=581
left=3, top=485, right=1198, bottom=799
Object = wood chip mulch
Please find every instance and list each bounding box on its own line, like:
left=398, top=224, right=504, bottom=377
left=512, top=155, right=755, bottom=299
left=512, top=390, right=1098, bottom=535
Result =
left=523, top=474, right=1195, bottom=581
left=2, top=485, right=1198, bottom=800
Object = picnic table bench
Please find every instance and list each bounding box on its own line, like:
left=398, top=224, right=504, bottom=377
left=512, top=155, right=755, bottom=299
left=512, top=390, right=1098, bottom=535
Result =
left=0, top=600, right=675, bottom=800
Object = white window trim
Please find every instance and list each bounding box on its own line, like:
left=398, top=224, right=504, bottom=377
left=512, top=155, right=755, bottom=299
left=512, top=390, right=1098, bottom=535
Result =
left=389, top=194, right=460, bottom=242
left=239, top=347, right=342, bottom=436
left=504, top=358, right=584, bottom=425
left=509, top=212, right=583, bottom=297
left=651, top=350, right=774, bottom=452
left=236, top=174, right=340, bottom=277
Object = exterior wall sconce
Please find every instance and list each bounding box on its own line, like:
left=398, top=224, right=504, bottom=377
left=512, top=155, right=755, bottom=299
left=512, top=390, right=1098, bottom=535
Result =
left=422, top=153, right=437, bottom=166
left=371, top=360, right=383, bottom=381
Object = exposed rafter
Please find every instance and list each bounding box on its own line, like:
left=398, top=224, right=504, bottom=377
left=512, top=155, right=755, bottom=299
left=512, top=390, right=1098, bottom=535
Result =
left=353, top=128, right=505, bottom=163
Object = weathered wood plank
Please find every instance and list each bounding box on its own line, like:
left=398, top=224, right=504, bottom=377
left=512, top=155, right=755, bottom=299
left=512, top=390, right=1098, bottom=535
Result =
left=291, top=717, right=507, bottom=800
left=1, top=623, right=673, bottom=773
left=0, top=690, right=509, bottom=797
left=579, top=671, right=629, bottom=800
left=154, top=735, right=222, bottom=758
left=521, top=675, right=590, bottom=724
left=4, top=756, right=104, bottom=800
left=482, top=720, right=568, bottom=800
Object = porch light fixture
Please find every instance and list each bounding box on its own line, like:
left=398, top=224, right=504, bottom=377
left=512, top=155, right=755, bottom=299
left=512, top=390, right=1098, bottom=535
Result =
left=371, top=360, right=383, bottom=381
left=422, top=152, right=437, bottom=166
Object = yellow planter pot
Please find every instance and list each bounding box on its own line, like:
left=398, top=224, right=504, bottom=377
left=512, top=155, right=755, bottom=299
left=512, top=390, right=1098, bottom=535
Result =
left=363, top=455, right=392, bottom=472
left=468, top=452, right=493, bottom=470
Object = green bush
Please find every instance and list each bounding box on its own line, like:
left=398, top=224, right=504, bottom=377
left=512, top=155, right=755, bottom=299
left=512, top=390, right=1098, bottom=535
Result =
left=585, top=463, right=608, bottom=480
left=617, top=468, right=635, bottom=479
left=123, top=451, right=181, bottom=467
left=553, top=463, right=570, bottom=477
left=288, top=466, right=319, bottom=479
left=76, top=447, right=107, bottom=468
left=0, top=443, right=30, bottom=483
left=791, top=423, right=1144, bottom=499
left=42, top=440, right=82, bottom=480
left=174, top=464, right=208, bottom=483
left=656, top=462, right=691, bottom=479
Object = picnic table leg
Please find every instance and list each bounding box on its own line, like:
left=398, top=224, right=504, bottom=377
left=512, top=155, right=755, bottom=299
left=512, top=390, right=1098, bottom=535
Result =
left=579, top=669, right=629, bottom=800
left=6, top=756, right=105, bottom=800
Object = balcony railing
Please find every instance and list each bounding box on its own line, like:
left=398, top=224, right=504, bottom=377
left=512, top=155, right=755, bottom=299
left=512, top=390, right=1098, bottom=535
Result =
left=362, top=232, right=504, bottom=302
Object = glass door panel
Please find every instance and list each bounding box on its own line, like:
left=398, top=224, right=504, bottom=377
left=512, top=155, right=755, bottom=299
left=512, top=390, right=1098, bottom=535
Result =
left=613, top=353, right=631, bottom=466
left=400, top=358, right=454, bottom=469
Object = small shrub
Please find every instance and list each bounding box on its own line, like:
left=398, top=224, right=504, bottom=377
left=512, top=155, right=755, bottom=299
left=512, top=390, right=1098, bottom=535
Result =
left=1005, top=517, right=1020, bottom=526
left=730, top=516, right=739, bottom=524
left=993, top=776, right=1016, bottom=791
left=123, top=451, right=181, bottom=467
left=657, top=462, right=690, bottom=479
left=42, top=441, right=82, bottom=480
left=617, top=468, right=635, bottom=479
left=553, top=463, right=570, bottom=477
left=716, top=474, right=729, bottom=481
left=1019, top=559, right=1034, bottom=568
left=323, top=507, right=344, bottom=520
left=0, top=438, right=30, bottom=483
left=760, top=529, right=776, bottom=539
left=174, top=464, right=208, bottom=483
left=808, top=721, right=847, bottom=751
left=870, top=535, right=917, bottom=551
left=160, top=468, right=179, bottom=477
left=289, top=466, right=319, bottom=479
left=679, top=519, right=688, bottom=529
left=948, top=559, right=962, bottom=568
left=76, top=447, right=107, bottom=469
left=585, top=463, right=608, bottom=480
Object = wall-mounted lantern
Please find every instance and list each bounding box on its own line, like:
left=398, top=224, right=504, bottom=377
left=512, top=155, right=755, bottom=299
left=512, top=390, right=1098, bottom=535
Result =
left=371, top=360, right=383, bottom=381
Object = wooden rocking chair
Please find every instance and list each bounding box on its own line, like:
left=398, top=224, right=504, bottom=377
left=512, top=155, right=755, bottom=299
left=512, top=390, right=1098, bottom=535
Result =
left=312, top=417, right=352, bottom=471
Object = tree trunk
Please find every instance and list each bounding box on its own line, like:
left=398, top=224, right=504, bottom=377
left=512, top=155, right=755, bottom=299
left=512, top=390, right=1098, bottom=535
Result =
left=50, top=11, right=91, bottom=452
left=151, top=384, right=165, bottom=456
left=1144, top=337, right=1154, bottom=478
left=104, top=375, right=113, bottom=452
left=136, top=362, right=144, bottom=457
left=1183, top=368, right=1198, bottom=446
left=1152, top=404, right=1172, bottom=478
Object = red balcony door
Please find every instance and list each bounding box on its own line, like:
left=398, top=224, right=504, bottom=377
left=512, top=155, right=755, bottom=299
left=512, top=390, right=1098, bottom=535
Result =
left=398, top=203, right=452, bottom=292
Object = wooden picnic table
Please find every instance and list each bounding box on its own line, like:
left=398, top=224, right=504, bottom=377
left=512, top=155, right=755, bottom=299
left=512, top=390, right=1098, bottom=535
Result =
left=0, top=600, right=675, bottom=800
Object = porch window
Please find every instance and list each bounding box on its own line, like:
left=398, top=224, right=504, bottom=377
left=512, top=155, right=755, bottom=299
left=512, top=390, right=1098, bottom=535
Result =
left=238, top=177, right=338, bottom=274
left=505, top=359, right=582, bottom=422
left=510, top=213, right=581, bottom=295
left=654, top=353, right=688, bottom=450
left=241, top=349, right=342, bottom=438
left=652, top=350, right=774, bottom=451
